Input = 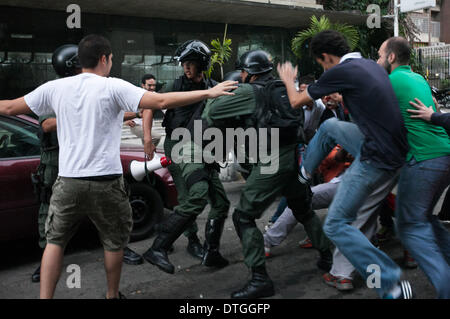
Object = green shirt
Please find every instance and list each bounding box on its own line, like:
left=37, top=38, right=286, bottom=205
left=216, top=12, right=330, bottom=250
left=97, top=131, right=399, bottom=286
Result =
left=202, top=84, right=256, bottom=127
left=389, top=65, right=450, bottom=162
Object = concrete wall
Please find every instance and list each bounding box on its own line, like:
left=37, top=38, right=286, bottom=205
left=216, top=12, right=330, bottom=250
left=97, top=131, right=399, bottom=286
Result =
left=240, top=0, right=323, bottom=9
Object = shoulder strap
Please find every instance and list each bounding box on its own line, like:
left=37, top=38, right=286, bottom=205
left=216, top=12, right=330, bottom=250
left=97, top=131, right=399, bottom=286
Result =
left=250, top=80, right=267, bottom=88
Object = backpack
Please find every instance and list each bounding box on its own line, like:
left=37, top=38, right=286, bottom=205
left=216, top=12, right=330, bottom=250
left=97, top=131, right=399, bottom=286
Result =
left=252, top=79, right=305, bottom=147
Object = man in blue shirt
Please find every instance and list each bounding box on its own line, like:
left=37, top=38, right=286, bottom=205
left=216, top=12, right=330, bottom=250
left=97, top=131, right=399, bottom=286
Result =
left=278, top=30, right=412, bottom=299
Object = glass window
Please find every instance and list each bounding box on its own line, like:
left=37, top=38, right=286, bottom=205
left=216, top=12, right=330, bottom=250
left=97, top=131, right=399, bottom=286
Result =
left=0, top=116, right=40, bottom=159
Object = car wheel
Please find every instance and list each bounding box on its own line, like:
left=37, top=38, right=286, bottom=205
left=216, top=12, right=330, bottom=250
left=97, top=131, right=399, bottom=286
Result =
left=128, top=183, right=164, bottom=242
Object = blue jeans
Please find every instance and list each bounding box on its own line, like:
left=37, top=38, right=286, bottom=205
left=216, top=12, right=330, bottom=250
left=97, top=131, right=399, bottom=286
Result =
left=271, top=197, right=288, bottom=223
left=304, top=118, right=402, bottom=297
left=396, top=155, right=450, bottom=299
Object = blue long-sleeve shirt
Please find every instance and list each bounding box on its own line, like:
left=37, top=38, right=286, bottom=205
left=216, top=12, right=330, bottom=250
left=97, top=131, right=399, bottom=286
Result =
left=307, top=56, right=409, bottom=170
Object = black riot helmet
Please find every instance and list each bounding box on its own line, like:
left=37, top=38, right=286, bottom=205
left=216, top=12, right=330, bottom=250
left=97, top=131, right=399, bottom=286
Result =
left=223, top=70, right=242, bottom=83
left=238, top=50, right=273, bottom=76
left=174, top=40, right=212, bottom=71
left=52, top=44, right=81, bottom=78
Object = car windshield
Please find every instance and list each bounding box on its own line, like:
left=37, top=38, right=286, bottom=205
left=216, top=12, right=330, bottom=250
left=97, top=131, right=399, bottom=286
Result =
left=0, top=116, right=40, bottom=158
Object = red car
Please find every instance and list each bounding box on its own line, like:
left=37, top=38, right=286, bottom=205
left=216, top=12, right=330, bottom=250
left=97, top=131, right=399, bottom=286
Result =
left=0, top=115, right=177, bottom=243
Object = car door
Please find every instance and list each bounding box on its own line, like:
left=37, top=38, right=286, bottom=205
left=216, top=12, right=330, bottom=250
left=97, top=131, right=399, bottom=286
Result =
left=0, top=115, right=41, bottom=242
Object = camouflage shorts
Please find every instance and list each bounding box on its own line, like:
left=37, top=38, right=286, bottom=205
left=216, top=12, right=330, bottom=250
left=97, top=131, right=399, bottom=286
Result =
left=46, top=176, right=133, bottom=251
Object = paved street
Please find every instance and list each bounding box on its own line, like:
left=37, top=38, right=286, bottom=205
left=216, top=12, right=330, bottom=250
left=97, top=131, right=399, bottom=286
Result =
left=0, top=180, right=445, bottom=300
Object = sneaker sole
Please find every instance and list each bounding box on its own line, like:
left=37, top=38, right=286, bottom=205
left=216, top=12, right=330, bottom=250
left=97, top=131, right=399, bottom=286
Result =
left=324, top=279, right=336, bottom=288
left=231, top=286, right=275, bottom=299
left=123, top=258, right=144, bottom=265
left=336, top=282, right=354, bottom=291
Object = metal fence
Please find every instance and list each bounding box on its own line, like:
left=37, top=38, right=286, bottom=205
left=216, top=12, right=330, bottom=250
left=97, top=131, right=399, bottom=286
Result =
left=414, top=45, right=450, bottom=89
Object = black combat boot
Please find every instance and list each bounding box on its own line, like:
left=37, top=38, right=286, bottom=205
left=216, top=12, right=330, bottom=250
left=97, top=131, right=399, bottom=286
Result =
left=231, top=266, right=275, bottom=299
left=143, top=213, right=195, bottom=274
left=186, top=233, right=205, bottom=260
left=201, top=218, right=229, bottom=268
left=123, top=247, right=143, bottom=265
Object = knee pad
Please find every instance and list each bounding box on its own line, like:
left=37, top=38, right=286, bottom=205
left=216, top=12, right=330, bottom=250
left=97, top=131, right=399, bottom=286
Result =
left=232, top=210, right=256, bottom=240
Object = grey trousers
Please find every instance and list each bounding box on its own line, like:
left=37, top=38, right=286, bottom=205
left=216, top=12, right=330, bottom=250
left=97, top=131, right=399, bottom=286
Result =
left=264, top=174, right=399, bottom=279
left=264, top=181, right=339, bottom=247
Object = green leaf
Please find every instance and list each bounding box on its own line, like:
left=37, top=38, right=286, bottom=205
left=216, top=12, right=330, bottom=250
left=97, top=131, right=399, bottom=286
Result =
left=291, top=15, right=359, bottom=59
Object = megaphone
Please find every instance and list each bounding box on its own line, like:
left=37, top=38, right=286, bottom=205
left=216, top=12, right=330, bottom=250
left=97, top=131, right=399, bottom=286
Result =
left=130, top=154, right=171, bottom=182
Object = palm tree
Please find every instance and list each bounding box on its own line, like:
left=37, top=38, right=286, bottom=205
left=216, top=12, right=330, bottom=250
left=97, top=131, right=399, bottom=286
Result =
left=291, top=15, right=359, bottom=59
left=206, top=24, right=233, bottom=80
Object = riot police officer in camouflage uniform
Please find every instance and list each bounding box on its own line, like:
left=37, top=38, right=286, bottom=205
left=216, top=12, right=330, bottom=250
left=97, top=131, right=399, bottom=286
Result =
left=143, top=40, right=231, bottom=273
left=203, top=50, right=333, bottom=298
left=31, top=44, right=142, bottom=283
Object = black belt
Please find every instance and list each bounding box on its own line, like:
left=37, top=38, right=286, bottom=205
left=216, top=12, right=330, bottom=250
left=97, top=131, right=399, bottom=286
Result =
left=73, top=174, right=122, bottom=181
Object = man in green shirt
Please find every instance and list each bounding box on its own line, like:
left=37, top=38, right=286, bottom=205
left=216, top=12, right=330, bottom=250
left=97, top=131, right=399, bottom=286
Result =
left=377, top=37, right=450, bottom=298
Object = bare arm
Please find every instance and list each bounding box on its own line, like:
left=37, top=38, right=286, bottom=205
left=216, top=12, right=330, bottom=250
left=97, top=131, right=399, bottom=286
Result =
left=277, top=62, right=313, bottom=109
left=0, top=97, right=32, bottom=116
left=408, top=97, right=450, bottom=130
left=138, top=81, right=238, bottom=110
left=407, top=98, right=435, bottom=122
left=142, top=109, right=155, bottom=159
left=123, top=111, right=140, bottom=121
left=41, top=118, right=57, bottom=133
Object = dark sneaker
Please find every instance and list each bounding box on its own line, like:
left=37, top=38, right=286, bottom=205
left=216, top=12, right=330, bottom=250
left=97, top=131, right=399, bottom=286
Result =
left=123, top=247, right=143, bottom=265
left=31, top=265, right=41, bottom=283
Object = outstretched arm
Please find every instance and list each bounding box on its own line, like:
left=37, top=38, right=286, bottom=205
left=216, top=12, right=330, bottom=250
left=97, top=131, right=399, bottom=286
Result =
left=408, top=97, right=450, bottom=130
left=277, top=62, right=313, bottom=109
left=138, top=81, right=238, bottom=110
left=407, top=98, right=435, bottom=122
left=0, top=97, right=32, bottom=116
